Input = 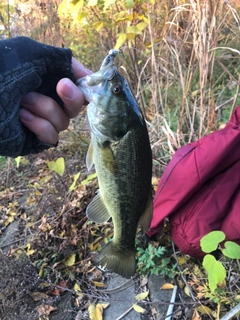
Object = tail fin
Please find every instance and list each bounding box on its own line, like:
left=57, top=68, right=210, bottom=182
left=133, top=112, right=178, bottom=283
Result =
left=95, top=241, right=135, bottom=278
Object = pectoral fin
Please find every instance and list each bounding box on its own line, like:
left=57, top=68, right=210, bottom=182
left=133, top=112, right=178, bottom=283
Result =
left=140, top=191, right=153, bottom=233
left=100, top=144, right=117, bottom=173
left=86, top=142, right=94, bottom=171
left=86, top=192, right=111, bottom=223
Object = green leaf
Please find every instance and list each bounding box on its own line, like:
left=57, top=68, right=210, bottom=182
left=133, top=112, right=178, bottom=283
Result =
left=69, top=172, right=81, bottom=191
left=200, top=231, right=225, bottom=253
left=126, top=25, right=142, bottom=35
left=125, top=0, right=133, bottom=9
left=114, top=33, right=127, bottom=50
left=115, top=12, right=133, bottom=22
left=136, top=22, right=148, bottom=31
left=47, top=157, right=65, bottom=176
left=222, top=241, right=240, bottom=259
left=93, top=21, right=104, bottom=32
left=80, top=172, right=97, bottom=186
left=202, top=254, right=226, bottom=292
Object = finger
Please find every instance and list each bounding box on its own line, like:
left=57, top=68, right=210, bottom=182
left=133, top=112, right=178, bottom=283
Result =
left=19, top=109, right=59, bottom=144
left=56, top=78, right=86, bottom=118
left=21, top=92, right=69, bottom=133
left=72, top=57, right=92, bottom=79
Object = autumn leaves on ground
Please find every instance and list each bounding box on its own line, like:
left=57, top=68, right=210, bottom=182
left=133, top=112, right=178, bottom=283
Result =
left=0, top=114, right=239, bottom=320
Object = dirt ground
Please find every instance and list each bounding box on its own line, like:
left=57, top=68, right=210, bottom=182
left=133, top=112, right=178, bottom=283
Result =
left=0, top=118, right=239, bottom=320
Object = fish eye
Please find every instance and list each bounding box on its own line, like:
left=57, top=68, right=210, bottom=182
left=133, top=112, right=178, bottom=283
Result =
left=112, top=84, right=122, bottom=95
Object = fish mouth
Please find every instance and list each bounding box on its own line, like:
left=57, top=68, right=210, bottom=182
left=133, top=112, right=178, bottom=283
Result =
left=76, top=49, right=120, bottom=102
left=76, top=66, right=116, bottom=102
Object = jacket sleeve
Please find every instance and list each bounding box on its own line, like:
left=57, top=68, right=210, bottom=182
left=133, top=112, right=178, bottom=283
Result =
left=0, top=36, right=74, bottom=157
left=147, top=106, right=240, bottom=258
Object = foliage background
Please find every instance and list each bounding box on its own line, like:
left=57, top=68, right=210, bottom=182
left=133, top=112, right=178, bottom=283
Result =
left=2, top=0, right=240, bottom=164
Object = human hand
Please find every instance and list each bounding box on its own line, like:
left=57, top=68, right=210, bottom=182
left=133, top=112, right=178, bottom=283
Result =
left=19, top=57, right=91, bottom=146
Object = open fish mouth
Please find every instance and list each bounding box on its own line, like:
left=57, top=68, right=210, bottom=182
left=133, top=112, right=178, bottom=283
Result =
left=76, top=49, right=120, bottom=102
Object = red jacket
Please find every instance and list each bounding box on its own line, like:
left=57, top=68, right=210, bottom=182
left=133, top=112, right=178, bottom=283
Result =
left=146, top=106, right=240, bottom=259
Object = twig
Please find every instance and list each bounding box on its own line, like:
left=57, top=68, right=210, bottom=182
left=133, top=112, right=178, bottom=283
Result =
left=116, top=305, right=133, bottom=320
left=171, top=241, right=197, bottom=302
left=0, top=237, right=26, bottom=248
left=97, top=277, right=136, bottom=294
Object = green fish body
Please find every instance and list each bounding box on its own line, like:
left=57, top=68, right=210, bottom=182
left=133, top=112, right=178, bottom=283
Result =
left=77, top=51, right=152, bottom=277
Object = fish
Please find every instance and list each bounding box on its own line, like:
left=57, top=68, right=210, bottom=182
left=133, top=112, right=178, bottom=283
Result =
left=77, top=50, right=152, bottom=278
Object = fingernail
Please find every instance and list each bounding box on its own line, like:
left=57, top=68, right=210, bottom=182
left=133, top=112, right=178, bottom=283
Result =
left=19, top=109, right=35, bottom=122
left=21, top=92, right=38, bottom=105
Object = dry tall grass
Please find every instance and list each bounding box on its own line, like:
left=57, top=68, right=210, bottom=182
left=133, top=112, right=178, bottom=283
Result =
left=134, top=0, right=240, bottom=165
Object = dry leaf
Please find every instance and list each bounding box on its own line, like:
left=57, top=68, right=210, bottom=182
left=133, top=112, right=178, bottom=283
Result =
left=184, top=286, right=191, bottom=297
left=88, top=303, right=104, bottom=320
left=31, top=292, right=49, bottom=301
left=92, top=281, right=106, bottom=287
left=161, top=283, right=174, bottom=290
left=178, top=255, right=187, bottom=265
left=197, top=305, right=212, bottom=315
left=74, top=283, right=83, bottom=297
left=133, top=303, right=146, bottom=314
left=135, top=291, right=149, bottom=301
left=36, top=305, right=57, bottom=316
left=64, top=253, right=76, bottom=266
left=191, top=309, right=201, bottom=320
left=141, top=278, right=148, bottom=287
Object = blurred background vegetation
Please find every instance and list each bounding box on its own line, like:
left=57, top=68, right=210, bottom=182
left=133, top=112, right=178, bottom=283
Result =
left=1, top=0, right=240, bottom=164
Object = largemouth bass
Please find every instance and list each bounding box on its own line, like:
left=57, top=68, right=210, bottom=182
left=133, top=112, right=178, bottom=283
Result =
left=77, top=50, right=152, bottom=277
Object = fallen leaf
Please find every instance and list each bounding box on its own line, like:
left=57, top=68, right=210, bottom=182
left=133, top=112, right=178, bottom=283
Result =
left=178, top=255, right=187, bottom=265
left=135, top=291, right=149, bottom=300
left=161, top=283, right=174, bottom=290
left=141, top=278, right=148, bottom=287
left=15, top=156, right=22, bottom=168
left=191, top=309, right=201, bottom=320
left=132, top=303, right=146, bottom=314
left=92, top=281, right=106, bottom=287
left=69, top=172, right=81, bottom=191
left=64, top=253, right=76, bottom=266
left=36, top=305, right=57, bottom=316
left=26, top=249, right=35, bottom=256
left=31, top=292, right=49, bottom=301
left=74, top=283, right=83, bottom=297
left=184, top=286, right=191, bottom=297
left=47, top=157, right=65, bottom=176
left=88, top=303, right=104, bottom=320
left=197, top=305, right=212, bottom=315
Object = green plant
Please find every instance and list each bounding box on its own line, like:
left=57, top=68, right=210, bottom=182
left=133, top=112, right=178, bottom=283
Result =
left=137, top=244, right=177, bottom=278
left=200, top=231, right=240, bottom=292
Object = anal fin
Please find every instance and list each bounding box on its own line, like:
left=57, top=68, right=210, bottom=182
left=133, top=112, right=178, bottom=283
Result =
left=86, top=192, right=111, bottom=223
left=140, top=191, right=153, bottom=233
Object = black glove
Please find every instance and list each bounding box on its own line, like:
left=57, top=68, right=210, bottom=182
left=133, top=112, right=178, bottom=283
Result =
left=0, top=36, right=74, bottom=157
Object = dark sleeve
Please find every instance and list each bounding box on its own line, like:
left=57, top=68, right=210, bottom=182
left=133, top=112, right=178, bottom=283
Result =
left=0, top=36, right=74, bottom=157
